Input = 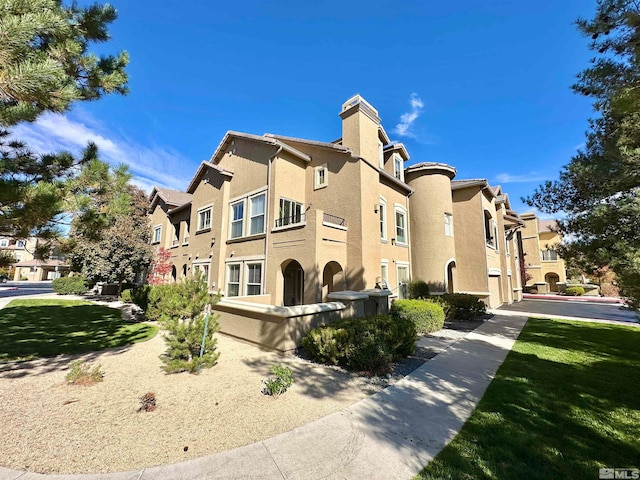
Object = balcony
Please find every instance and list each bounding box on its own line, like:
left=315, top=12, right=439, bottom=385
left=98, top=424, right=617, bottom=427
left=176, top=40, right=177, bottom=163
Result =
left=322, top=213, right=346, bottom=228
left=274, top=213, right=306, bottom=229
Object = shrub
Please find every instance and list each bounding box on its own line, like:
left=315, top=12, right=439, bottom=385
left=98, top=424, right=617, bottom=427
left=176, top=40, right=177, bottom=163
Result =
left=52, top=276, right=88, bottom=295
left=120, top=288, right=133, bottom=303
left=301, top=315, right=416, bottom=374
left=565, top=286, right=585, bottom=296
left=156, top=277, right=221, bottom=374
left=263, top=364, right=294, bottom=398
left=65, top=360, right=104, bottom=385
left=138, top=392, right=157, bottom=412
left=408, top=279, right=430, bottom=299
left=120, top=285, right=152, bottom=311
left=391, top=299, right=445, bottom=334
left=440, top=293, right=487, bottom=320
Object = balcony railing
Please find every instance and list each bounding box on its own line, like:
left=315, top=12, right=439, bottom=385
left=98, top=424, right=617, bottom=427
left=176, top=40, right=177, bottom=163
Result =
left=323, top=212, right=346, bottom=227
left=274, top=213, right=305, bottom=228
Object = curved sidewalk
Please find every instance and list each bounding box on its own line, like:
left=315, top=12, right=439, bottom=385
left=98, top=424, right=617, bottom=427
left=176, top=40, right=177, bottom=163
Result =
left=0, top=314, right=528, bottom=480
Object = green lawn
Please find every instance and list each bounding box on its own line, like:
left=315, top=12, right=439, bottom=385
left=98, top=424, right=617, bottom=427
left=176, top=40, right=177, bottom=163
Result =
left=0, top=299, right=158, bottom=362
left=416, top=318, right=640, bottom=480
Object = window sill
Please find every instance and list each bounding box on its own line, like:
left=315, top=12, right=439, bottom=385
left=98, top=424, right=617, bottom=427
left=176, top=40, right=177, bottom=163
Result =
left=272, top=222, right=306, bottom=233
left=151, top=241, right=160, bottom=245
left=380, top=238, right=389, bottom=244
left=394, top=241, right=409, bottom=248
left=314, top=183, right=328, bottom=191
left=226, top=233, right=266, bottom=244
left=196, top=228, right=212, bottom=235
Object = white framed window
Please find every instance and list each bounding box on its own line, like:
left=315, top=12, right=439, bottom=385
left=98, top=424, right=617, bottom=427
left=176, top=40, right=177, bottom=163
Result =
left=393, top=154, right=404, bottom=181
left=153, top=225, right=162, bottom=244
left=0, top=239, right=8, bottom=247
left=276, top=198, right=304, bottom=227
left=396, top=263, right=410, bottom=299
left=378, top=140, right=384, bottom=168
left=444, top=213, right=453, bottom=237
left=541, top=249, right=558, bottom=261
left=245, top=262, right=263, bottom=295
left=484, top=210, right=494, bottom=247
left=380, top=260, right=389, bottom=288
left=379, top=197, right=387, bottom=241
left=230, top=200, right=245, bottom=238
left=16, top=240, right=26, bottom=248
left=197, top=206, right=212, bottom=231
left=192, top=262, right=211, bottom=285
left=314, top=164, right=328, bottom=189
left=226, top=263, right=241, bottom=296
left=505, top=234, right=510, bottom=255
left=493, top=221, right=499, bottom=252
left=394, top=206, right=407, bottom=245
left=249, top=193, right=266, bottom=235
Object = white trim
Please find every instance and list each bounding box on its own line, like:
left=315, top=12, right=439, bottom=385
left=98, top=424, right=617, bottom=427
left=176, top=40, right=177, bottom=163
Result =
left=248, top=192, right=266, bottom=236
left=322, top=221, right=347, bottom=231
left=225, top=262, right=242, bottom=297
left=393, top=154, right=404, bottom=182
left=229, top=198, right=246, bottom=239
left=380, top=259, right=389, bottom=288
left=379, top=196, right=387, bottom=241
left=458, top=291, right=490, bottom=296
left=229, top=186, right=267, bottom=204
left=196, top=206, right=212, bottom=231
left=488, top=268, right=502, bottom=276
left=314, top=164, right=328, bottom=190
left=444, top=212, right=454, bottom=237
left=192, top=260, right=211, bottom=285
left=244, top=260, right=265, bottom=296
left=225, top=254, right=265, bottom=262
left=444, top=257, right=456, bottom=290
left=393, top=204, right=408, bottom=245
left=152, top=224, right=162, bottom=243
left=216, top=298, right=346, bottom=318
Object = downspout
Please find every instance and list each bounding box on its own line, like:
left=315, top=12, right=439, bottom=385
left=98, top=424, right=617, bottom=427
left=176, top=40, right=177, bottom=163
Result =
left=265, top=145, right=283, bottom=301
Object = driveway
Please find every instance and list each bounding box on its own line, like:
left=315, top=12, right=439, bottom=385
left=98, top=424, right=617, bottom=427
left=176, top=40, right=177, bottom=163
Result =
left=498, top=298, right=638, bottom=324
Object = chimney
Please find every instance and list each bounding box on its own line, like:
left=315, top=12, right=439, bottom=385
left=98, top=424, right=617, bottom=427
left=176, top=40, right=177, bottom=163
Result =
left=339, top=95, right=381, bottom=165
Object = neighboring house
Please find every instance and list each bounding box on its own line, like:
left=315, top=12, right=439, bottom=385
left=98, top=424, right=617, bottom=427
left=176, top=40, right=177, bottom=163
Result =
left=0, top=237, right=69, bottom=281
left=149, top=95, right=413, bottom=307
left=520, top=212, right=567, bottom=292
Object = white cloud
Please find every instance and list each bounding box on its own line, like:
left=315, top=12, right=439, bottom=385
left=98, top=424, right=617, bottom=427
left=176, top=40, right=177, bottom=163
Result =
left=494, top=172, right=549, bottom=184
left=394, top=93, right=424, bottom=138
left=10, top=111, right=194, bottom=193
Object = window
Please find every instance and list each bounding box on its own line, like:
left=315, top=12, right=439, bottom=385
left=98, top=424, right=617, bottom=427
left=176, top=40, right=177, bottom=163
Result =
left=153, top=226, right=162, bottom=244
left=395, top=207, right=407, bottom=244
left=393, top=154, right=404, bottom=181
left=230, top=201, right=244, bottom=238
left=16, top=240, right=25, bottom=248
left=444, top=213, right=453, bottom=236
left=380, top=261, right=389, bottom=288
left=505, top=234, right=510, bottom=255
left=183, top=220, right=190, bottom=244
left=483, top=210, right=494, bottom=247
left=314, top=164, right=328, bottom=189
left=193, top=262, right=210, bottom=284
left=15, top=253, right=23, bottom=262
left=378, top=140, right=384, bottom=168
left=541, top=249, right=558, bottom=261
left=379, top=198, right=387, bottom=240
left=227, top=264, right=241, bottom=296
left=246, top=263, right=262, bottom=295
left=197, top=207, right=212, bottom=231
left=493, top=221, right=499, bottom=252
left=249, top=193, right=266, bottom=235
left=276, top=198, right=303, bottom=227
left=0, top=239, right=8, bottom=247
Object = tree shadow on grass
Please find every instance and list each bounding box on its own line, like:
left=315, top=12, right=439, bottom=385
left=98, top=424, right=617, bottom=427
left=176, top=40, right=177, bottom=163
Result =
left=0, top=302, right=157, bottom=371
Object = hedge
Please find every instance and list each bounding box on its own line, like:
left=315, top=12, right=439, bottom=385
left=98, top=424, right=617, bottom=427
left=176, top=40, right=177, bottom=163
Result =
left=440, top=293, right=487, bottom=320
left=301, top=315, right=417, bottom=373
left=565, top=286, right=585, bottom=296
left=408, top=279, right=430, bottom=299
left=391, top=299, right=445, bottom=334
left=52, top=276, right=88, bottom=295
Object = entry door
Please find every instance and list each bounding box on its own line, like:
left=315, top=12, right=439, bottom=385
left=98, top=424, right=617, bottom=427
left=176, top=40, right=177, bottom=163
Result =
left=283, top=262, right=304, bottom=306
left=397, top=265, right=410, bottom=299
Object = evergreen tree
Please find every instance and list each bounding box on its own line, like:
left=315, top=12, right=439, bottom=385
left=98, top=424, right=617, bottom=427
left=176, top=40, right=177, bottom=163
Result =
left=525, top=1, right=640, bottom=305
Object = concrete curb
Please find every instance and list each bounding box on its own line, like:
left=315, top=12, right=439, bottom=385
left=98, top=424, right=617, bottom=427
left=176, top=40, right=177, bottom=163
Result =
left=489, top=308, right=640, bottom=327
left=0, top=315, right=529, bottom=480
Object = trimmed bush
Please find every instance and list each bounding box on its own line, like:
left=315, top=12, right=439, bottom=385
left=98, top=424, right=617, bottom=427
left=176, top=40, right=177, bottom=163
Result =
left=391, top=299, right=445, bottom=334
left=120, top=285, right=152, bottom=311
left=301, top=315, right=416, bottom=374
left=565, top=285, right=585, bottom=296
left=408, top=279, right=430, bottom=299
left=440, top=293, right=487, bottom=320
left=52, top=276, right=88, bottom=295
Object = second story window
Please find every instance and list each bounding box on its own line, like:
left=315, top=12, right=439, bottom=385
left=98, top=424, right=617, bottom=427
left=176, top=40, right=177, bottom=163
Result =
left=276, top=198, right=303, bottom=228
left=541, top=249, right=558, bottom=261
left=444, top=213, right=453, bottom=236
left=0, top=239, right=8, bottom=247
left=230, top=201, right=244, bottom=238
left=394, top=155, right=404, bottom=181
left=378, top=140, right=384, bottom=168
left=395, top=207, right=407, bottom=245
left=379, top=198, right=387, bottom=240
left=197, top=207, right=212, bottom=231
left=314, top=164, right=328, bottom=189
left=484, top=210, right=494, bottom=247
left=16, top=240, right=26, bottom=248
left=153, top=226, right=162, bottom=244
left=249, top=194, right=266, bottom=235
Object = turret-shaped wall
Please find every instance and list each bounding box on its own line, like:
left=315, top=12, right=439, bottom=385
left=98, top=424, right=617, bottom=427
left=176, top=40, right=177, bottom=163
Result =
left=340, top=94, right=381, bottom=165
left=405, top=162, right=457, bottom=293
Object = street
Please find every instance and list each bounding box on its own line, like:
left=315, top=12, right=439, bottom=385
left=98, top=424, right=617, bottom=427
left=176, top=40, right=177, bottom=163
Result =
left=0, top=281, right=54, bottom=299
left=499, top=298, right=638, bottom=324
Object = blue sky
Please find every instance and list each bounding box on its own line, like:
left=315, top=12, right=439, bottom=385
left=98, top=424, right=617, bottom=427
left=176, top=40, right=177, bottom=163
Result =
left=15, top=0, right=597, bottom=214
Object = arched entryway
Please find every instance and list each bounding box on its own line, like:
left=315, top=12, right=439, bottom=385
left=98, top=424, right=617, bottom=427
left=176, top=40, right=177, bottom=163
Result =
left=282, top=260, right=304, bottom=306
left=445, top=259, right=457, bottom=294
left=322, top=261, right=345, bottom=300
left=171, top=265, right=177, bottom=282
left=545, top=272, right=560, bottom=292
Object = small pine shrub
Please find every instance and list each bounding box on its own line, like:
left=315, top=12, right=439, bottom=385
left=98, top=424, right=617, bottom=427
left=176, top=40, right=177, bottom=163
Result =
left=440, top=293, right=487, bottom=320
left=565, top=285, right=585, bottom=296
left=138, top=392, right=157, bottom=412
left=52, top=276, right=88, bottom=295
left=120, top=288, right=133, bottom=303
left=65, top=360, right=104, bottom=385
left=408, top=280, right=430, bottom=299
left=391, top=299, right=445, bottom=334
left=263, top=364, right=294, bottom=398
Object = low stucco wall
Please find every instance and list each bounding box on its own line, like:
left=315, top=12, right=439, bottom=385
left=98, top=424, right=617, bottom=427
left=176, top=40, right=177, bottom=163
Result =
left=213, top=299, right=347, bottom=351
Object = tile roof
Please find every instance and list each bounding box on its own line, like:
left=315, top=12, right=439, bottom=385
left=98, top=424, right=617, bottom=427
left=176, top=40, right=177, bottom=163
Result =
left=153, top=188, right=193, bottom=206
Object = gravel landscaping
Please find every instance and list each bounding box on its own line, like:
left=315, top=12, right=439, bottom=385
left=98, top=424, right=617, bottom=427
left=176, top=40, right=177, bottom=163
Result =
left=0, top=314, right=483, bottom=474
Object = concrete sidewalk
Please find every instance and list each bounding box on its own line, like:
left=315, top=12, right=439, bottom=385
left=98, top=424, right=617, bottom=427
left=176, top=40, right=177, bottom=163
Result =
left=0, top=314, right=528, bottom=480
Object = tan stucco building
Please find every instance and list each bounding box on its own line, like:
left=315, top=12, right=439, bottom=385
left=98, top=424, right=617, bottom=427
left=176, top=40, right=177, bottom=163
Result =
left=520, top=212, right=566, bottom=292
left=0, top=237, right=68, bottom=281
